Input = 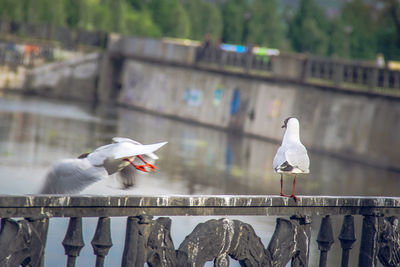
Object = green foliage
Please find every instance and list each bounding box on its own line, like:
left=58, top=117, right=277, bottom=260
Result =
left=122, top=3, right=161, bottom=37
left=288, top=0, right=330, bottom=55
left=221, top=0, right=248, bottom=43
left=247, top=0, right=284, bottom=48
left=184, top=0, right=223, bottom=41
left=147, top=0, right=190, bottom=38
left=0, top=0, right=398, bottom=61
left=340, top=0, right=377, bottom=60
left=376, top=0, right=400, bottom=61
left=327, top=18, right=348, bottom=58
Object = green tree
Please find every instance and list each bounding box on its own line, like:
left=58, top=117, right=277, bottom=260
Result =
left=340, top=0, right=377, bottom=60
left=148, top=0, right=190, bottom=38
left=122, top=3, right=161, bottom=37
left=88, top=2, right=112, bottom=32
left=247, top=0, right=284, bottom=48
left=64, top=0, right=84, bottom=28
left=100, top=0, right=124, bottom=33
left=30, top=0, right=66, bottom=26
left=376, top=0, right=400, bottom=61
left=184, top=0, right=223, bottom=41
left=126, top=0, right=148, bottom=10
left=0, top=0, right=31, bottom=23
left=327, top=18, right=348, bottom=58
left=288, top=0, right=330, bottom=55
left=221, top=0, right=248, bottom=44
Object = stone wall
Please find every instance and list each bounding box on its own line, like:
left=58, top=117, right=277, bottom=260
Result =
left=118, top=59, right=400, bottom=170
left=24, top=53, right=100, bottom=101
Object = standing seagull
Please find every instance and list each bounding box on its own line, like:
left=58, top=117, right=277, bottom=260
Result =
left=40, top=137, right=167, bottom=194
left=273, top=117, right=310, bottom=200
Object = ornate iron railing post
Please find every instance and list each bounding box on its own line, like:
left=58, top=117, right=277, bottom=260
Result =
left=1, top=196, right=400, bottom=266
left=290, top=215, right=312, bottom=267
left=0, top=217, right=49, bottom=267
left=338, top=215, right=356, bottom=267
left=62, top=217, right=85, bottom=267
left=316, top=215, right=334, bottom=267
left=358, top=208, right=383, bottom=267
left=122, top=215, right=153, bottom=266
left=91, top=217, right=113, bottom=267
left=378, top=216, right=400, bottom=266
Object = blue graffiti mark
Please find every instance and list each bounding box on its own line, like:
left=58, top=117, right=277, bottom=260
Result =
left=184, top=88, right=203, bottom=106
left=230, top=89, right=240, bottom=115
left=213, top=88, right=223, bottom=105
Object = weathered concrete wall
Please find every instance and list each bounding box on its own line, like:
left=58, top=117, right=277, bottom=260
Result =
left=24, top=52, right=100, bottom=101
left=118, top=59, right=400, bottom=170
left=108, top=36, right=198, bottom=65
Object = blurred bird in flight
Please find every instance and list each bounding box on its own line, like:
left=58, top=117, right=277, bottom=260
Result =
left=40, top=137, right=167, bottom=194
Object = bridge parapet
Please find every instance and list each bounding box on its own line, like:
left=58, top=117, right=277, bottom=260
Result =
left=0, top=195, right=399, bottom=266
left=104, top=35, right=400, bottom=96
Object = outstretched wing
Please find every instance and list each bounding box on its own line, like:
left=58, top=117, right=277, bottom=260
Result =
left=112, top=137, right=160, bottom=160
left=40, top=158, right=107, bottom=194
left=112, top=141, right=167, bottom=159
left=87, top=144, right=115, bottom=166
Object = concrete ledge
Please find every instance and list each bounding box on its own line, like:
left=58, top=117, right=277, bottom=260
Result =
left=0, top=195, right=399, bottom=217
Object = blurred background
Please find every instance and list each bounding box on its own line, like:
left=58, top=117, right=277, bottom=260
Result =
left=0, top=0, right=399, bottom=61
left=0, top=0, right=399, bottom=266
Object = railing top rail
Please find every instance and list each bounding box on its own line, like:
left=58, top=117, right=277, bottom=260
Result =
left=0, top=195, right=399, bottom=218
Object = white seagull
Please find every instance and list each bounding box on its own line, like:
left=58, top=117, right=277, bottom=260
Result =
left=273, top=117, right=309, bottom=200
left=40, top=137, right=167, bottom=194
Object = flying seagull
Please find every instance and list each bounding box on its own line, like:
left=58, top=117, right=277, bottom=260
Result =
left=273, top=117, right=310, bottom=201
left=40, top=137, right=167, bottom=194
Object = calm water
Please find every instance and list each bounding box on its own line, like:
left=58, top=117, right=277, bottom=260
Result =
left=0, top=94, right=398, bottom=266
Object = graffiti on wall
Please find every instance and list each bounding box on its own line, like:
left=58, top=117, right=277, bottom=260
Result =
left=230, top=88, right=241, bottom=116
left=213, top=86, right=223, bottom=106
left=268, top=98, right=282, bottom=118
left=184, top=88, right=203, bottom=106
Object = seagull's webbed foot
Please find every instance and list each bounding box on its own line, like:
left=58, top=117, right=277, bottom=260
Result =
left=124, top=159, right=149, bottom=172
left=290, top=194, right=298, bottom=202
left=135, top=164, right=149, bottom=172
left=137, top=155, right=157, bottom=172
left=145, top=163, right=157, bottom=172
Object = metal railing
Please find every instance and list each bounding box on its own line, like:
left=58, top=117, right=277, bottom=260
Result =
left=0, top=20, right=108, bottom=50
left=196, top=46, right=400, bottom=95
left=0, top=195, right=400, bottom=266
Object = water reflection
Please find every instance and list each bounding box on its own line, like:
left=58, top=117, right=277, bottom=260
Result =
left=0, top=94, right=399, bottom=266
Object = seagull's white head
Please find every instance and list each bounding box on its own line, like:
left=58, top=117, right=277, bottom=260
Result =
left=282, top=117, right=301, bottom=143
left=282, top=117, right=299, bottom=129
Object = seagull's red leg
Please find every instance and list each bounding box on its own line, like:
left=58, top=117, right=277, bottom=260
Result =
left=137, top=155, right=157, bottom=172
left=280, top=174, right=289, bottom=197
left=291, top=175, right=298, bottom=201
left=124, top=158, right=148, bottom=172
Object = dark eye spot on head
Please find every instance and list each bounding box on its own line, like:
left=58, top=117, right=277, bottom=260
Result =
left=282, top=117, right=293, bottom=128
left=77, top=152, right=89, bottom=159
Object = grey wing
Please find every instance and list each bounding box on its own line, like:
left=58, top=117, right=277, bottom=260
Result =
left=285, top=144, right=310, bottom=172
left=40, top=159, right=107, bottom=194
left=87, top=144, right=115, bottom=166
left=273, top=146, right=286, bottom=171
